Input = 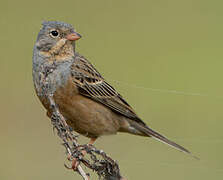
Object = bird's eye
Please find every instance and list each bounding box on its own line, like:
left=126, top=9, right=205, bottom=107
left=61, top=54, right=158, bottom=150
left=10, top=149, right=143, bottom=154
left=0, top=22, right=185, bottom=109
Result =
left=50, top=30, right=59, bottom=37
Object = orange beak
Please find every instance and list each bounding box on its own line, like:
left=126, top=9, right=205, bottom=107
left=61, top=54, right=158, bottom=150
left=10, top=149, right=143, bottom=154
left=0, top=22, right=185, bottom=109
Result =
left=66, top=32, right=81, bottom=41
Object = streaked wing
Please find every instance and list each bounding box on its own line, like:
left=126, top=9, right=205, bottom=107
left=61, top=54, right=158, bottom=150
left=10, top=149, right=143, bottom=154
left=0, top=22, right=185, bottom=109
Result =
left=71, top=53, right=146, bottom=126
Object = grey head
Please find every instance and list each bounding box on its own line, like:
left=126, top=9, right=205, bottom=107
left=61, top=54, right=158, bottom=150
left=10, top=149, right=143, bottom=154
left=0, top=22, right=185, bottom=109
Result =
left=33, top=21, right=81, bottom=96
left=35, top=21, right=81, bottom=52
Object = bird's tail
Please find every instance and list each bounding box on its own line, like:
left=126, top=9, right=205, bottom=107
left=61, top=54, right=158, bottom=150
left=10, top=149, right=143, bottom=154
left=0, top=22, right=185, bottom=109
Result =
left=129, top=120, right=198, bottom=159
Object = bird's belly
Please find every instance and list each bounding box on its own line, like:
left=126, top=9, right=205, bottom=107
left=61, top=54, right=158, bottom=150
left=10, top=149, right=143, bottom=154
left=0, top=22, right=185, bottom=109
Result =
left=54, top=83, right=121, bottom=138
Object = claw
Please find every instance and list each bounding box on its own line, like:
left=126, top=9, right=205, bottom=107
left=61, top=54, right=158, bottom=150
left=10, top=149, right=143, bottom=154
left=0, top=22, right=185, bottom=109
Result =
left=67, top=154, right=72, bottom=161
left=65, top=155, right=80, bottom=171
left=71, top=158, right=80, bottom=170
left=64, top=163, right=72, bottom=170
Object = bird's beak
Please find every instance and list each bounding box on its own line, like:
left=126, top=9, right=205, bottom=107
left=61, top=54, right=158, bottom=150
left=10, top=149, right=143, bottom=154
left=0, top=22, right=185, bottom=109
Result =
left=66, top=32, right=82, bottom=41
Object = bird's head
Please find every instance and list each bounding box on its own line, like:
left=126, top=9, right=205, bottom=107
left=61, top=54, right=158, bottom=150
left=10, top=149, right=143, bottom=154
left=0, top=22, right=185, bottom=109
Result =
left=35, top=21, right=81, bottom=57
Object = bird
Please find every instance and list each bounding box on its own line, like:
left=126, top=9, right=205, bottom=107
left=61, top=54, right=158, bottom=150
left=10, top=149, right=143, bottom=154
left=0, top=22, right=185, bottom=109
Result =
left=32, top=21, right=195, bottom=167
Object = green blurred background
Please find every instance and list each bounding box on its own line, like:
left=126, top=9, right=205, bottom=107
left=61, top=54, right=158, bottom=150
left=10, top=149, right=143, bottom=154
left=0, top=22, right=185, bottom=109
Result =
left=1, top=0, right=223, bottom=179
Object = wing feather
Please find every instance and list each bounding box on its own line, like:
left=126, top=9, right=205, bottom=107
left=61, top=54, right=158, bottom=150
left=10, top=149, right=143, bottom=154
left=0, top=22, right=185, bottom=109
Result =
left=71, top=54, right=146, bottom=126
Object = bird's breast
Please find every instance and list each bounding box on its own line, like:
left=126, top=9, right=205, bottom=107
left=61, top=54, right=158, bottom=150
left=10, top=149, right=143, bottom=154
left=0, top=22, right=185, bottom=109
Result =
left=33, top=56, right=73, bottom=111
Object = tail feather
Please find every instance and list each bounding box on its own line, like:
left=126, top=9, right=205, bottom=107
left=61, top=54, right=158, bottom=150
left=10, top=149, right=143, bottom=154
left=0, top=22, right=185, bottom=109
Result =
left=129, top=120, right=198, bottom=159
left=144, top=126, right=191, bottom=154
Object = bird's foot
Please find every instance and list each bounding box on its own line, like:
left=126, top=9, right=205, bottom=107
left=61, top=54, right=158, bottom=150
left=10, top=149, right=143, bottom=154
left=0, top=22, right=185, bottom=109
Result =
left=65, top=138, right=97, bottom=171
left=71, top=157, right=80, bottom=171
left=65, top=155, right=80, bottom=171
left=65, top=150, right=85, bottom=171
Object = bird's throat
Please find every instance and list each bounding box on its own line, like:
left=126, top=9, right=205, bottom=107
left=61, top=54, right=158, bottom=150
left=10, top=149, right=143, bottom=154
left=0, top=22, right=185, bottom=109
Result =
left=40, top=39, right=75, bottom=62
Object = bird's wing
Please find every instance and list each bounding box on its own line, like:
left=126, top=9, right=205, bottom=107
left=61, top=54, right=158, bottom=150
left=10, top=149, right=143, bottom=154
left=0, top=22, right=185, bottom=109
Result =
left=70, top=54, right=146, bottom=126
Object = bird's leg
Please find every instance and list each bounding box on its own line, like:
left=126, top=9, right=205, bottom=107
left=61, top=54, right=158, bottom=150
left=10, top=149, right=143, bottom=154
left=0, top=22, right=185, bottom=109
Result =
left=71, top=138, right=97, bottom=171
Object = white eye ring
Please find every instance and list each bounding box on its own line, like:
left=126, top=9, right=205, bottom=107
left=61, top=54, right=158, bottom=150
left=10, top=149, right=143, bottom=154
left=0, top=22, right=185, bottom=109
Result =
left=49, top=29, right=59, bottom=38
